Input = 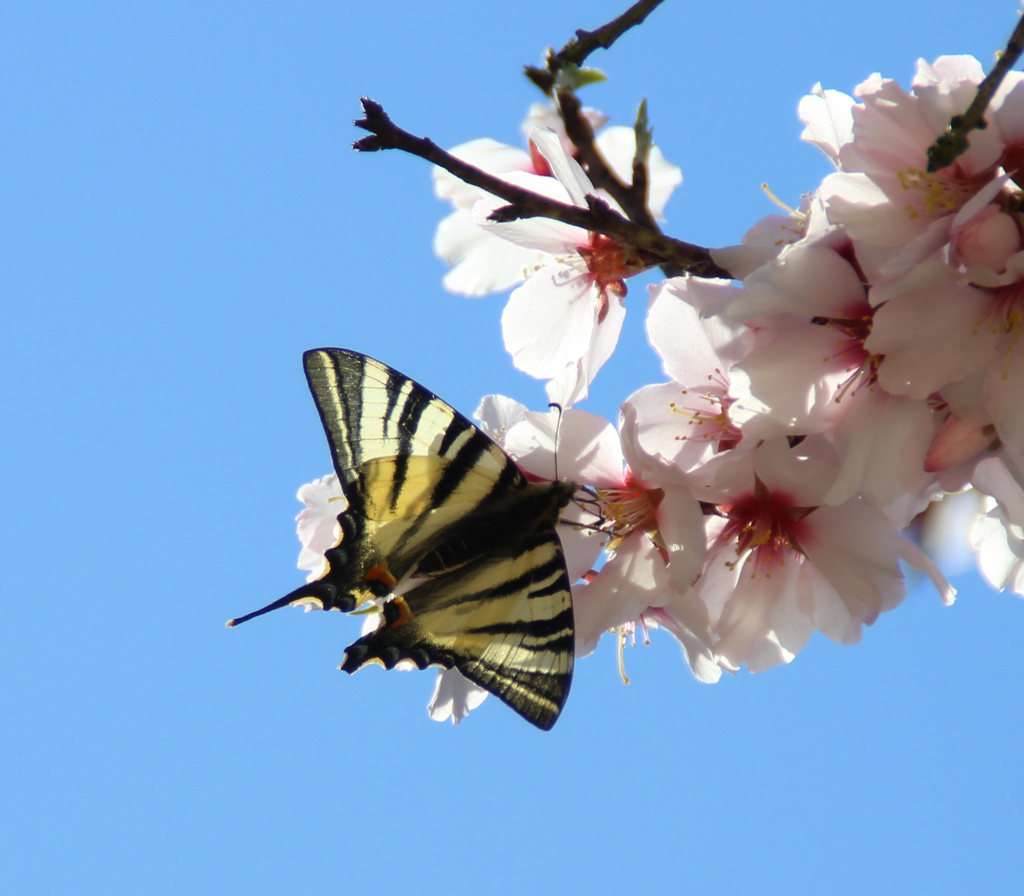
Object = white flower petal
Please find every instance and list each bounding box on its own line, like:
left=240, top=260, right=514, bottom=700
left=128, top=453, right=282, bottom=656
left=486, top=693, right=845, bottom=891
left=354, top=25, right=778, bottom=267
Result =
left=501, top=265, right=596, bottom=379
left=573, top=532, right=667, bottom=658
left=798, top=84, right=856, bottom=167
left=709, top=557, right=814, bottom=674
left=730, top=243, right=866, bottom=320
left=800, top=500, right=906, bottom=639
left=869, top=264, right=994, bottom=399
left=594, top=126, right=683, bottom=219
left=973, top=455, right=1024, bottom=529
left=434, top=209, right=550, bottom=296
left=648, top=279, right=745, bottom=382
left=823, top=391, right=936, bottom=509
left=984, top=344, right=1024, bottom=455
left=970, top=498, right=1024, bottom=596
left=295, top=474, right=347, bottom=581
left=427, top=669, right=489, bottom=725
left=644, top=601, right=721, bottom=683
left=527, top=127, right=595, bottom=208
left=623, top=382, right=718, bottom=473
left=473, top=394, right=528, bottom=445
left=433, top=137, right=532, bottom=208
left=473, top=169, right=588, bottom=253
left=658, top=486, right=709, bottom=593
left=505, top=408, right=624, bottom=487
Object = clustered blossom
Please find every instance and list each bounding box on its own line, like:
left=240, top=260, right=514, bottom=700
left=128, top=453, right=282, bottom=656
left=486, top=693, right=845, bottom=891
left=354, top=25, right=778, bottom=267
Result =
left=300, top=55, right=1024, bottom=723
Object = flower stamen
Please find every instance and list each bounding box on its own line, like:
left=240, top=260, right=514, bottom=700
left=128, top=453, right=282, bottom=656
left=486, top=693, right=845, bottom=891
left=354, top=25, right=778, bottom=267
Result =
left=595, top=474, right=663, bottom=549
left=896, top=165, right=980, bottom=219
left=668, top=374, right=741, bottom=449
left=615, top=622, right=639, bottom=685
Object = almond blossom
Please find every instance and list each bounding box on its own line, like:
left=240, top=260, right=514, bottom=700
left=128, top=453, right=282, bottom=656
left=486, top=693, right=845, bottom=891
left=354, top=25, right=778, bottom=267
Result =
left=466, top=128, right=654, bottom=405
left=725, top=236, right=940, bottom=515
left=503, top=402, right=714, bottom=680
left=819, top=58, right=1007, bottom=255
left=626, top=276, right=746, bottom=472
left=686, top=438, right=952, bottom=673
left=432, top=103, right=609, bottom=297
left=434, top=102, right=681, bottom=298
left=435, top=108, right=682, bottom=407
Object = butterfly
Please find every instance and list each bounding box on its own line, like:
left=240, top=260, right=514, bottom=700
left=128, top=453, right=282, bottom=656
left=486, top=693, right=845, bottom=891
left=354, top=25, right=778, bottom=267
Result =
left=228, top=349, right=577, bottom=730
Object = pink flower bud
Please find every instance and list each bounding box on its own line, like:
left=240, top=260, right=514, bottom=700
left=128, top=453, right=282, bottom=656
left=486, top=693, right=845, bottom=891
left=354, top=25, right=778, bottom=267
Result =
left=954, top=206, right=1021, bottom=272
left=924, top=414, right=997, bottom=472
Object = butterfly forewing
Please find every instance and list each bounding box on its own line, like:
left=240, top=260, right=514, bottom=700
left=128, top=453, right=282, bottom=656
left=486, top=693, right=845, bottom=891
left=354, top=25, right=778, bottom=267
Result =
left=230, top=349, right=577, bottom=729
left=304, top=350, right=516, bottom=490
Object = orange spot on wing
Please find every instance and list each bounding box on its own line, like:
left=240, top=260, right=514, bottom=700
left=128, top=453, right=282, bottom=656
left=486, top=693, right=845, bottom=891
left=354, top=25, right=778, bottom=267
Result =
left=384, top=596, right=414, bottom=628
left=364, top=562, right=397, bottom=591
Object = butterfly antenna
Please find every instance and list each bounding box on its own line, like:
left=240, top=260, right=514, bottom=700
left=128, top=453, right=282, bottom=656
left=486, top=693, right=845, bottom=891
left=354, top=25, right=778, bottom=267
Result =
left=548, top=401, right=563, bottom=481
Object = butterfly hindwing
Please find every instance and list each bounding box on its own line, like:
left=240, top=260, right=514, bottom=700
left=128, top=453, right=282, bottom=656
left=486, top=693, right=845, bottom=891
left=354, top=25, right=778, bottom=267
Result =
left=341, top=491, right=576, bottom=731
left=230, top=348, right=577, bottom=729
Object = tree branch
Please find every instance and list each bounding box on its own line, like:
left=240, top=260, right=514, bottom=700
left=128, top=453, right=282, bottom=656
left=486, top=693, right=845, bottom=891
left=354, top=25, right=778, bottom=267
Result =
left=353, top=98, right=731, bottom=280
left=523, top=2, right=679, bottom=273
left=556, top=90, right=645, bottom=220
left=927, top=11, right=1024, bottom=172
left=556, top=91, right=681, bottom=277
left=524, top=0, right=669, bottom=95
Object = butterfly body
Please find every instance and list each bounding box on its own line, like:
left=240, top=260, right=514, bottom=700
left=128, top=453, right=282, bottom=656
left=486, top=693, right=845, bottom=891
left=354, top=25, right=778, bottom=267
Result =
left=229, top=349, right=577, bottom=730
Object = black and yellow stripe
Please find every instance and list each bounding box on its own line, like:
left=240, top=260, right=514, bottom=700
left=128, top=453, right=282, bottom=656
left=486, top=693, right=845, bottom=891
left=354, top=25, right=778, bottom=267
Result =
left=230, top=348, right=577, bottom=730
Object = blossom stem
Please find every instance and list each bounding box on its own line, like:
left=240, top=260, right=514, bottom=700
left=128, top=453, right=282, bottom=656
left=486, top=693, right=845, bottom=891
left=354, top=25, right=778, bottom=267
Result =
left=927, top=11, right=1024, bottom=172
left=353, top=98, right=732, bottom=279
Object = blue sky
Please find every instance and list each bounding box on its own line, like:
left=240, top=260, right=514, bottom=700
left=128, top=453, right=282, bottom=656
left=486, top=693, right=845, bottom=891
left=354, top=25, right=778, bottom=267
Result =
left=2, top=1, right=1022, bottom=893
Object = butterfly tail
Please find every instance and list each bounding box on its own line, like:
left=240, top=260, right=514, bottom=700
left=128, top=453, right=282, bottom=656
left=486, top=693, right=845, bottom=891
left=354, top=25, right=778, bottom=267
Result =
left=226, top=579, right=356, bottom=628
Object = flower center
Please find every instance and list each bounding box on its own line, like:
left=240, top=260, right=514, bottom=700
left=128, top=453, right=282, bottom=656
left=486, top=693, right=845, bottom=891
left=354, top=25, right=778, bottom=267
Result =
left=577, top=233, right=649, bottom=322
left=896, top=165, right=983, bottom=220
left=595, top=474, right=663, bottom=550
left=815, top=303, right=883, bottom=400
left=668, top=370, right=741, bottom=450
left=593, top=479, right=663, bottom=548
left=717, top=476, right=815, bottom=573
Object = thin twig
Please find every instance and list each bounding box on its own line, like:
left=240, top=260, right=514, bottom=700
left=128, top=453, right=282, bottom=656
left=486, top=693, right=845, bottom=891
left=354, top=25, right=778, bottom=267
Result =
left=522, top=1, right=678, bottom=273
left=927, top=12, right=1024, bottom=172
left=557, top=92, right=627, bottom=201
left=352, top=98, right=731, bottom=279
left=630, top=99, right=653, bottom=229
left=556, top=91, right=680, bottom=277
left=524, top=0, right=669, bottom=95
